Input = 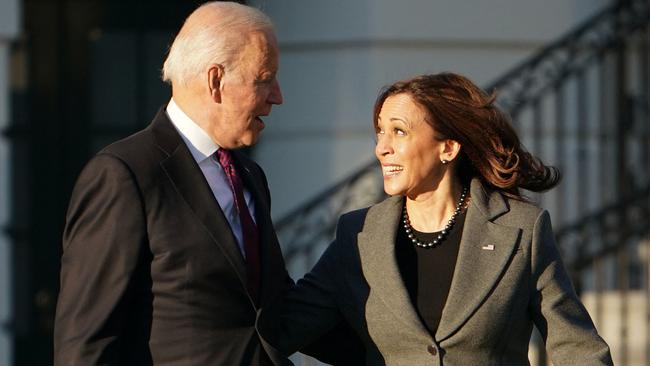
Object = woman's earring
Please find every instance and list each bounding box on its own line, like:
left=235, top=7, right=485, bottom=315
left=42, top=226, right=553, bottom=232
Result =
left=441, top=159, right=449, bottom=165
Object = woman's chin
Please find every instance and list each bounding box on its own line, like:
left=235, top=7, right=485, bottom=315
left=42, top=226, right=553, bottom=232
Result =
left=382, top=185, right=405, bottom=197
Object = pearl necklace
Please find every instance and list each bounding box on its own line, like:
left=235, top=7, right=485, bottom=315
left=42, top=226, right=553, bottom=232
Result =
left=403, top=186, right=469, bottom=249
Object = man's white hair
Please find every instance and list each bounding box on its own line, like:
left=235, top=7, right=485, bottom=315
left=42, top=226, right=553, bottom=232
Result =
left=162, top=2, right=273, bottom=87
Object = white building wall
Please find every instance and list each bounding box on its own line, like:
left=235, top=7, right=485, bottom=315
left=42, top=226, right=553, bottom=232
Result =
left=0, top=0, right=20, bottom=365
left=249, top=0, right=611, bottom=219
left=247, top=2, right=641, bottom=365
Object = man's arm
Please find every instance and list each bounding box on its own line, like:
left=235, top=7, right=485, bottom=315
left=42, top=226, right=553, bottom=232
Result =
left=54, top=154, right=148, bottom=365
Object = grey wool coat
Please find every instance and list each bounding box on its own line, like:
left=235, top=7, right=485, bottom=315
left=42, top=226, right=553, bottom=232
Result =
left=269, top=179, right=613, bottom=366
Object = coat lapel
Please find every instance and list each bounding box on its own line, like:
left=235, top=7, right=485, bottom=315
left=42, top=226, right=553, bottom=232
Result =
left=357, top=196, right=431, bottom=335
left=357, top=179, right=522, bottom=343
left=435, top=179, right=522, bottom=342
left=150, top=109, right=248, bottom=292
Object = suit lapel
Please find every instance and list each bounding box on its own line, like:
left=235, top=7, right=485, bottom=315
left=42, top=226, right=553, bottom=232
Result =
left=150, top=109, right=248, bottom=291
left=357, top=196, right=431, bottom=335
left=435, top=179, right=521, bottom=342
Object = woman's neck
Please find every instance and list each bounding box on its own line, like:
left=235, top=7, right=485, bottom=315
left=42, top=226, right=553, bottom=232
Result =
left=405, top=177, right=466, bottom=232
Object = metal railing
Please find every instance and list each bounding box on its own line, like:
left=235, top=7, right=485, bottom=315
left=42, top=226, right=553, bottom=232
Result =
left=276, top=0, right=650, bottom=365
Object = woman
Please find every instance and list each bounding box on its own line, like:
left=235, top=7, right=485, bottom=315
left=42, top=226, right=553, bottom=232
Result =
left=265, top=73, right=612, bottom=365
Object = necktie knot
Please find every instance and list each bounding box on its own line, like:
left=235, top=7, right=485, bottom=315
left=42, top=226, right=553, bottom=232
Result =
left=216, top=149, right=234, bottom=173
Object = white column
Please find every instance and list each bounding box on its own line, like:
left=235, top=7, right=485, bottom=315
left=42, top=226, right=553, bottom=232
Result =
left=0, top=0, right=20, bottom=364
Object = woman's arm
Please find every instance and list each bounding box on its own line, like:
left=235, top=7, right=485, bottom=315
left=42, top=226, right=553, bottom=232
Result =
left=529, top=210, right=613, bottom=366
left=259, top=214, right=365, bottom=364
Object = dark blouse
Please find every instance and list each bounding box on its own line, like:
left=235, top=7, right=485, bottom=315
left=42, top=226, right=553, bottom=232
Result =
left=395, top=209, right=467, bottom=336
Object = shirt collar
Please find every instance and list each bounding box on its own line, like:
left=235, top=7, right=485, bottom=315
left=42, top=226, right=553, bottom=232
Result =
left=166, top=98, right=220, bottom=163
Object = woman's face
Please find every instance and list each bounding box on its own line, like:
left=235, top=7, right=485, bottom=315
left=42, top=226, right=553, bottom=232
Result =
left=375, top=93, right=446, bottom=197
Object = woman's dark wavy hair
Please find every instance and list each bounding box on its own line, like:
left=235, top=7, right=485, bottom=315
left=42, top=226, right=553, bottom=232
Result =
left=373, top=72, right=560, bottom=198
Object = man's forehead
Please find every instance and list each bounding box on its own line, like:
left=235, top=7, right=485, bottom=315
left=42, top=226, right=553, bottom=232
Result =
left=239, top=31, right=278, bottom=59
left=226, top=31, right=278, bottom=77
left=244, top=29, right=277, bottom=49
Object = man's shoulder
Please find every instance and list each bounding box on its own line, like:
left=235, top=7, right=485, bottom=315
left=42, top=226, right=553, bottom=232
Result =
left=78, top=121, right=174, bottom=184
left=98, top=108, right=174, bottom=161
left=96, top=109, right=176, bottom=166
left=71, top=128, right=159, bottom=189
left=101, top=128, right=155, bottom=158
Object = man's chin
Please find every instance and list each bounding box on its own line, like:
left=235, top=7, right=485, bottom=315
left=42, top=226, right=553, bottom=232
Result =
left=239, top=133, right=261, bottom=148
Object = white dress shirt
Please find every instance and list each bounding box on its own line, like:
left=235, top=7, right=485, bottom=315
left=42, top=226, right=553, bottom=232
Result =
left=166, top=98, right=256, bottom=257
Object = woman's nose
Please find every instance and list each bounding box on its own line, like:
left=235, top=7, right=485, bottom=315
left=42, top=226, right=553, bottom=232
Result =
left=375, top=136, right=393, bottom=157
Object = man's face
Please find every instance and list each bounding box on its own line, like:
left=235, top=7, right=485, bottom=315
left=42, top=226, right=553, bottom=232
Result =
left=214, top=30, right=283, bottom=149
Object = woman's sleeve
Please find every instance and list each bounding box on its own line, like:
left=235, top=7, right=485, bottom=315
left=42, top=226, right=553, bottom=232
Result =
left=529, top=210, right=613, bottom=366
left=259, top=214, right=364, bottom=364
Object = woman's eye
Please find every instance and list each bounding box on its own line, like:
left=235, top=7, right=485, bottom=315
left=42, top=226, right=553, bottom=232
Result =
left=395, top=128, right=406, bottom=136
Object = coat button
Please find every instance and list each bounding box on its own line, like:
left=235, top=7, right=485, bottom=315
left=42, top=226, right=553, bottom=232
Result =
left=427, top=344, right=438, bottom=356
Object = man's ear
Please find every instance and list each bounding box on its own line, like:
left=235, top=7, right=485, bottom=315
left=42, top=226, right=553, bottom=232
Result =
left=207, top=64, right=224, bottom=103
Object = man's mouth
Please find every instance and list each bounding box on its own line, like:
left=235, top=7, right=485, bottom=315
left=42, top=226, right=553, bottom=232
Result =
left=255, top=116, right=265, bottom=129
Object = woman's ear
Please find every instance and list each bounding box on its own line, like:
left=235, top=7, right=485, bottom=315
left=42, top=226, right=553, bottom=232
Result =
left=440, top=139, right=461, bottom=163
left=207, top=64, right=224, bottom=103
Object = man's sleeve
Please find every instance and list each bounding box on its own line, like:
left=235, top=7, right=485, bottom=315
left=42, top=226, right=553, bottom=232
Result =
left=53, top=154, right=148, bottom=365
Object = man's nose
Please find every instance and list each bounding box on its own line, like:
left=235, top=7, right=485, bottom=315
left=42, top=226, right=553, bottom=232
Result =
left=268, top=79, right=283, bottom=105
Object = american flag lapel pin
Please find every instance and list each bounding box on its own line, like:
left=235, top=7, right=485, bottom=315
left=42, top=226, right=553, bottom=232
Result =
left=481, top=244, right=495, bottom=251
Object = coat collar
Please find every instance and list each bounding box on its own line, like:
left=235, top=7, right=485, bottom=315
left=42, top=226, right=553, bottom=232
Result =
left=357, top=178, right=522, bottom=342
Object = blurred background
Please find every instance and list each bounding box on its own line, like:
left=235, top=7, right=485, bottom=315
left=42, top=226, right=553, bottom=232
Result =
left=1, top=0, right=649, bottom=365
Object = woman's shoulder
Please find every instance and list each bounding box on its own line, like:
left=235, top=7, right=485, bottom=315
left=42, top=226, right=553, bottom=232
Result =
left=496, top=194, right=548, bottom=231
left=505, top=195, right=544, bottom=216
left=472, top=179, right=545, bottom=226
left=339, top=206, right=371, bottom=225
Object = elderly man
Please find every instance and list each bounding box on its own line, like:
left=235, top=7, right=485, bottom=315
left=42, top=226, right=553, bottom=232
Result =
left=54, top=2, right=296, bottom=365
